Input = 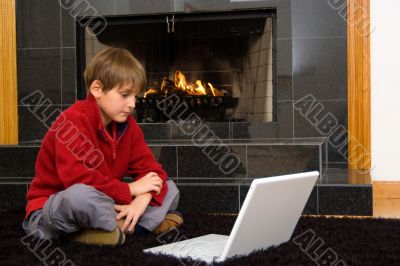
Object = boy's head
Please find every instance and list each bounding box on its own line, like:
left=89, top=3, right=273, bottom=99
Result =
left=84, top=47, right=146, bottom=94
left=84, top=47, right=147, bottom=126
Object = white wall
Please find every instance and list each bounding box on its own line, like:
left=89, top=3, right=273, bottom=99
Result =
left=371, top=0, right=400, bottom=180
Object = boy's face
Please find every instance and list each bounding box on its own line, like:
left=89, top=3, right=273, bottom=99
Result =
left=91, top=80, right=136, bottom=127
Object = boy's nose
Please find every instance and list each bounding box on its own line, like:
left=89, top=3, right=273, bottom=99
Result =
left=128, top=96, right=136, bottom=109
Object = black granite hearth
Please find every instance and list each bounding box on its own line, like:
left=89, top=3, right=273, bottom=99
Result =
left=0, top=141, right=371, bottom=216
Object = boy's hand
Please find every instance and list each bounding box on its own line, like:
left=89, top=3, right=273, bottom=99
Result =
left=128, top=172, right=163, bottom=197
left=114, top=193, right=152, bottom=233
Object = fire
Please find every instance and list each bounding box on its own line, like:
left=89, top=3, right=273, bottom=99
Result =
left=208, top=83, right=224, bottom=97
left=174, top=71, right=208, bottom=96
left=144, top=70, right=225, bottom=97
left=144, top=88, right=158, bottom=98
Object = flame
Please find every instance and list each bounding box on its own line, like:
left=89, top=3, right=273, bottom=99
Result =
left=144, top=88, right=158, bottom=98
left=173, top=71, right=223, bottom=96
left=174, top=71, right=188, bottom=91
left=208, top=83, right=224, bottom=97
left=174, top=71, right=206, bottom=95
left=145, top=70, right=225, bottom=97
left=194, top=80, right=207, bottom=95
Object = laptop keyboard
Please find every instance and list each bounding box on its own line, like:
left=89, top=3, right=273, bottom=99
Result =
left=178, top=240, right=226, bottom=261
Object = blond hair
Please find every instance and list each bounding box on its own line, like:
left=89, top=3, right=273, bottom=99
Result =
left=84, top=47, right=146, bottom=94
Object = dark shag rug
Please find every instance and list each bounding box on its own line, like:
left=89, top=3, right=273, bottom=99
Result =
left=1, top=211, right=399, bottom=265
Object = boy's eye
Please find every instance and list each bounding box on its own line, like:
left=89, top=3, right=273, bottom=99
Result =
left=121, top=93, right=129, bottom=97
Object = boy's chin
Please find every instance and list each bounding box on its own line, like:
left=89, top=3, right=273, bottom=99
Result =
left=114, top=116, right=129, bottom=123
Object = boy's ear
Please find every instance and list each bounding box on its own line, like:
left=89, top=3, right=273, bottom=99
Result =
left=90, top=80, right=104, bottom=99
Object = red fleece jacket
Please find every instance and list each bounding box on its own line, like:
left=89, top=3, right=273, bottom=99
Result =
left=25, top=94, right=168, bottom=219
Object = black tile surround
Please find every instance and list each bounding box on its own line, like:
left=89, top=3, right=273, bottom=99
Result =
left=0, top=144, right=371, bottom=215
left=15, top=0, right=349, bottom=166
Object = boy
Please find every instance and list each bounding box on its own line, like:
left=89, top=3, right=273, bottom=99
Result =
left=23, top=47, right=182, bottom=245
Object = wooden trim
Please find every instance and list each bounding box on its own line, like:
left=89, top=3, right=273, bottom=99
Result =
left=347, top=0, right=371, bottom=172
left=373, top=182, right=400, bottom=218
left=373, top=182, right=400, bottom=199
left=348, top=169, right=371, bottom=185
left=0, top=0, right=18, bottom=144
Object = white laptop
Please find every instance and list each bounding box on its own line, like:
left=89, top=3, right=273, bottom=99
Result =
left=143, top=171, right=319, bottom=264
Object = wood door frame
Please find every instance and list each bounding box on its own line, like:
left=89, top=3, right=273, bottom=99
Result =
left=0, top=0, right=18, bottom=144
left=347, top=0, right=371, bottom=180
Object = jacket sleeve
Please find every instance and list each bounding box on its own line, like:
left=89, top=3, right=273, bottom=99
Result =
left=54, top=115, right=132, bottom=205
left=126, top=121, right=168, bottom=206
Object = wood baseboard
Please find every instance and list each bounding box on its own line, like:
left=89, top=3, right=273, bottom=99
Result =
left=373, top=181, right=400, bottom=218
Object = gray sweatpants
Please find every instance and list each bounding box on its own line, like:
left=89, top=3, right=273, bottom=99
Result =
left=22, top=180, right=180, bottom=239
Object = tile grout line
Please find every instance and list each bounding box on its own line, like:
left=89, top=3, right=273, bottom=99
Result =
left=176, top=146, right=179, bottom=183
left=317, top=185, right=320, bottom=215
left=245, top=145, right=248, bottom=179
left=325, top=143, right=328, bottom=177
left=60, top=3, right=63, bottom=107
left=238, top=184, right=241, bottom=211
left=319, top=143, right=322, bottom=178
left=292, top=103, right=295, bottom=138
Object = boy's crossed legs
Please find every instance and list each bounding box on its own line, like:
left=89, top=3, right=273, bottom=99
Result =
left=22, top=180, right=181, bottom=244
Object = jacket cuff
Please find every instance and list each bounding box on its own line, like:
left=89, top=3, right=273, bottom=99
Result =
left=149, top=181, right=168, bottom=206
left=115, top=182, right=132, bottom=204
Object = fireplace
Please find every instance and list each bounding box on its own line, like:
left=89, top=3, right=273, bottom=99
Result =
left=77, top=9, right=276, bottom=123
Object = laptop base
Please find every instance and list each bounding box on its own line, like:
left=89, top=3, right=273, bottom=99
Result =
left=144, top=234, right=228, bottom=263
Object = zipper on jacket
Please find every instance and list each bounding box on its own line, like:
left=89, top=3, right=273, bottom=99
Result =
left=112, top=129, right=128, bottom=160
left=112, top=142, right=116, bottom=160
left=104, top=121, right=129, bottom=160
left=115, top=124, right=128, bottom=147
left=112, top=122, right=117, bottom=160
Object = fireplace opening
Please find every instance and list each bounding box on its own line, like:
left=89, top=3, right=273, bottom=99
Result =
left=77, top=9, right=277, bottom=123
left=136, top=70, right=239, bottom=122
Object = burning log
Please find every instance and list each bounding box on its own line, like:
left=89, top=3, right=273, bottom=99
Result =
left=144, top=71, right=227, bottom=97
left=138, top=70, right=236, bottom=122
left=161, top=78, right=180, bottom=94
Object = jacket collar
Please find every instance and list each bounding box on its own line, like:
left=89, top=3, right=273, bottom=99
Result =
left=83, top=93, right=129, bottom=140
